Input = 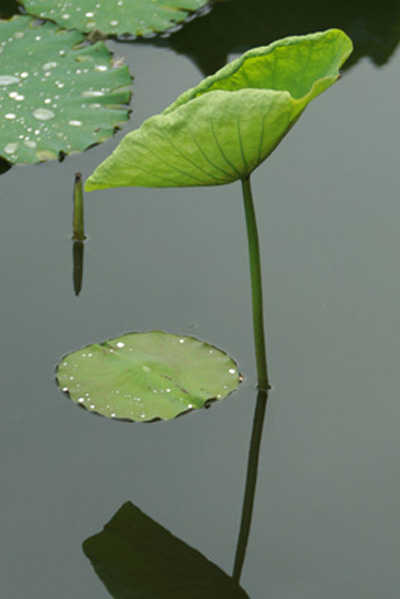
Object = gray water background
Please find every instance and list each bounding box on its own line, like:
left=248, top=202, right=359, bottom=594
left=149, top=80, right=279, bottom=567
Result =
left=0, top=6, right=399, bottom=598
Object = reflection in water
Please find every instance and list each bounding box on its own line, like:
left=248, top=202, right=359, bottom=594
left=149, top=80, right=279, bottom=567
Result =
left=162, top=0, right=399, bottom=74
left=0, top=1, right=21, bottom=18
left=83, top=389, right=269, bottom=597
left=233, top=389, right=269, bottom=582
left=72, top=240, right=84, bottom=296
left=83, top=501, right=250, bottom=599
left=0, top=156, right=12, bottom=176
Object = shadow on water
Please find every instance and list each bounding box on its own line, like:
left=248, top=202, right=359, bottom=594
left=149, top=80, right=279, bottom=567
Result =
left=146, top=0, right=400, bottom=74
left=0, top=0, right=22, bottom=18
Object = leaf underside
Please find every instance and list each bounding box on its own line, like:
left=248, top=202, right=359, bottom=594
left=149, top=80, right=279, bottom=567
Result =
left=85, top=29, right=353, bottom=190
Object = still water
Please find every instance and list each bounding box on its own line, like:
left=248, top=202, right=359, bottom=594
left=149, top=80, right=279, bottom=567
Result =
left=1, top=2, right=399, bottom=597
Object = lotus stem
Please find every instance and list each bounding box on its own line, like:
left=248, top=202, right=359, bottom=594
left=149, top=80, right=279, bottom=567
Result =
left=73, top=172, right=85, bottom=241
left=241, top=175, right=270, bottom=390
left=233, top=389, right=269, bottom=583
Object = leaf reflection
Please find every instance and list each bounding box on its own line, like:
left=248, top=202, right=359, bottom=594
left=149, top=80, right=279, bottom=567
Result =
left=83, top=501, right=250, bottom=599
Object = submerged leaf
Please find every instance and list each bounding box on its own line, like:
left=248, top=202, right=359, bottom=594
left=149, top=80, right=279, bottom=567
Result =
left=0, top=16, right=131, bottom=164
left=21, top=0, right=209, bottom=37
left=85, top=29, right=353, bottom=190
left=83, top=502, right=250, bottom=599
left=56, top=331, right=240, bottom=421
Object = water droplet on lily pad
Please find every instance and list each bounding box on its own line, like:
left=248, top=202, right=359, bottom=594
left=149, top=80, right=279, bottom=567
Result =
left=33, top=108, right=55, bottom=121
left=0, top=15, right=132, bottom=165
left=21, top=0, right=209, bottom=37
left=56, top=331, right=241, bottom=422
left=0, top=75, right=20, bottom=85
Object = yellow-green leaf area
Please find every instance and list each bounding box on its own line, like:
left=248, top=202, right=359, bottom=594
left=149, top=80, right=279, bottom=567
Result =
left=0, top=16, right=131, bottom=164
left=56, top=331, right=241, bottom=422
left=21, top=0, right=208, bottom=37
left=85, top=29, right=353, bottom=191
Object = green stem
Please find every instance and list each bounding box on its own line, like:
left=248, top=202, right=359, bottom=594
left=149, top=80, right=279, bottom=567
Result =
left=233, top=389, right=269, bottom=583
left=231, top=175, right=270, bottom=584
left=73, top=172, right=85, bottom=241
left=241, top=175, right=269, bottom=390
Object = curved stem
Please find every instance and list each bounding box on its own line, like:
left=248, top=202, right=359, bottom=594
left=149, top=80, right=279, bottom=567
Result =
left=232, top=175, right=270, bottom=583
left=232, top=389, right=269, bottom=583
left=241, top=175, right=269, bottom=390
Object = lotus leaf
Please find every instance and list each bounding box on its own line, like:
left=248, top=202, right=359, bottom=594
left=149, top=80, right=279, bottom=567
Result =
left=85, top=29, right=353, bottom=190
left=21, top=0, right=208, bottom=37
left=0, top=16, right=131, bottom=164
left=56, top=330, right=241, bottom=421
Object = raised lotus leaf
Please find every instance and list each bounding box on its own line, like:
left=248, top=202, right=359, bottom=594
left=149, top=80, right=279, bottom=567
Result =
left=21, top=0, right=209, bottom=37
left=85, top=29, right=353, bottom=190
left=0, top=15, right=131, bottom=164
left=56, top=330, right=241, bottom=421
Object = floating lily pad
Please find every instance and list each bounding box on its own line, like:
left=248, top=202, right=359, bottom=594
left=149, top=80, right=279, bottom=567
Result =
left=85, top=29, right=353, bottom=190
left=0, top=16, right=131, bottom=164
left=56, top=331, right=241, bottom=421
left=84, top=502, right=250, bottom=599
left=21, top=0, right=209, bottom=37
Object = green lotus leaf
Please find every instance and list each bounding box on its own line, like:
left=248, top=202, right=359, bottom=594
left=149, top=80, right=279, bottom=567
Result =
left=56, top=330, right=241, bottom=421
left=0, top=16, right=131, bottom=164
left=83, top=502, right=250, bottom=599
left=85, top=29, right=353, bottom=190
left=21, top=0, right=208, bottom=37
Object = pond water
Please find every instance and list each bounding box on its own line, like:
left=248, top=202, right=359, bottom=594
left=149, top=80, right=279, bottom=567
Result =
left=1, top=2, right=399, bottom=598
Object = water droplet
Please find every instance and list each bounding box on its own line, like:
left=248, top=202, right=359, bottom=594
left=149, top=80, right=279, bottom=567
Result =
left=82, top=90, right=104, bottom=97
left=188, top=404, right=194, bottom=409
left=78, top=397, right=85, bottom=403
left=95, top=65, right=108, bottom=72
left=33, top=108, right=55, bottom=121
left=111, top=413, right=116, bottom=418
left=62, top=387, right=69, bottom=392
left=20, top=72, right=29, bottom=78
left=116, top=342, right=125, bottom=348
left=62, top=14, right=70, bottom=19
left=229, top=368, right=236, bottom=374
left=14, top=94, right=24, bottom=101
left=166, top=388, right=171, bottom=393
left=44, top=98, right=52, bottom=104
left=0, top=75, right=20, bottom=85
left=4, top=142, right=18, bottom=154
left=85, top=11, right=95, bottom=17
left=24, top=140, right=37, bottom=149
left=42, top=61, right=57, bottom=71
left=5, top=113, right=16, bottom=120
left=110, top=20, right=118, bottom=26
left=179, top=338, right=185, bottom=344
left=90, top=404, right=96, bottom=409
